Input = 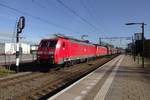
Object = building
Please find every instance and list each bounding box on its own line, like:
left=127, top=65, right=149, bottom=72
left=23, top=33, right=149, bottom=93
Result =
left=0, top=43, right=30, bottom=55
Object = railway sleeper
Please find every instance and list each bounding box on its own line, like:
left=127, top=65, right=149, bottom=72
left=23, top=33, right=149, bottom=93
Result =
left=28, top=91, right=47, bottom=100
left=3, top=55, right=116, bottom=100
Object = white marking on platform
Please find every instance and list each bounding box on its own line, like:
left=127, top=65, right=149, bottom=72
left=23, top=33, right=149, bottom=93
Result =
left=74, top=96, right=82, bottom=100
left=94, top=55, right=124, bottom=100
left=86, top=86, right=92, bottom=89
left=89, top=82, right=96, bottom=86
left=81, top=90, right=87, bottom=94
left=93, top=80, right=98, bottom=82
left=48, top=55, right=121, bottom=100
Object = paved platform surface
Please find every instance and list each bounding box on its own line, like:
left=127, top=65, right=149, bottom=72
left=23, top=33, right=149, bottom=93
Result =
left=48, top=55, right=150, bottom=100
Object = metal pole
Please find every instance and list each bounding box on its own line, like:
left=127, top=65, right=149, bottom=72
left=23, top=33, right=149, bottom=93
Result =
left=132, top=36, right=135, bottom=61
left=15, top=16, right=25, bottom=72
left=138, top=54, right=140, bottom=64
left=99, top=37, right=101, bottom=45
left=141, top=23, right=144, bottom=67
left=16, top=31, right=20, bottom=72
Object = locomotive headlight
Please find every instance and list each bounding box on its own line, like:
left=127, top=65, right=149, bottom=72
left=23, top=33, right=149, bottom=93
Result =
left=48, top=52, right=54, bottom=55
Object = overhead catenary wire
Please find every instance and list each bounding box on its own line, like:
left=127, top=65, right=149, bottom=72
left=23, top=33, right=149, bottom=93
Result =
left=31, top=0, right=108, bottom=38
left=31, top=0, right=85, bottom=34
left=32, top=0, right=46, bottom=9
left=80, top=0, right=109, bottom=37
left=0, top=1, right=111, bottom=44
left=80, top=0, right=122, bottom=45
left=56, top=0, right=102, bottom=33
left=0, top=2, right=80, bottom=34
left=32, top=0, right=107, bottom=39
left=80, top=0, right=95, bottom=22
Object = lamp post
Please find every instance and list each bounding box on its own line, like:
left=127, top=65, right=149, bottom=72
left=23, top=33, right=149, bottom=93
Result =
left=125, top=22, right=146, bottom=67
left=131, top=36, right=136, bottom=61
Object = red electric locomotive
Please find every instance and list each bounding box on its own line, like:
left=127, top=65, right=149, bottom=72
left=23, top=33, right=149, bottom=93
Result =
left=95, top=45, right=108, bottom=57
left=37, top=34, right=108, bottom=64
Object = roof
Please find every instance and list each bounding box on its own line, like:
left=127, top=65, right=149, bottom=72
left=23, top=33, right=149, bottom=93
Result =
left=54, top=34, right=90, bottom=43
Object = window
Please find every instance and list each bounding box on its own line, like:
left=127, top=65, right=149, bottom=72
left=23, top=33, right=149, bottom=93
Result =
left=48, top=40, right=57, bottom=47
left=40, top=41, right=48, bottom=47
left=40, top=40, right=57, bottom=47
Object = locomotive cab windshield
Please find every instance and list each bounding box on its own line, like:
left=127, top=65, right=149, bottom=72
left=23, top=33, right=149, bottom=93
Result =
left=38, top=39, right=58, bottom=56
left=40, top=40, right=58, bottom=48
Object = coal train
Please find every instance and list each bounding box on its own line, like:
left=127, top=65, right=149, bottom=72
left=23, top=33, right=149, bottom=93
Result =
left=37, top=34, right=120, bottom=65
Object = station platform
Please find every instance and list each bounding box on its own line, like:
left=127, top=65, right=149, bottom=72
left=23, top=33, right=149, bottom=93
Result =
left=48, top=55, right=150, bottom=100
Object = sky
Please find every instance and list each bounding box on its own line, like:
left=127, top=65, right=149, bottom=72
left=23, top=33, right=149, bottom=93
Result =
left=0, top=0, right=150, bottom=48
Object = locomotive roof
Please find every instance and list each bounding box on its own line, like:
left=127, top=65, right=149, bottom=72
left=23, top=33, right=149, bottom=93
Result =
left=41, top=38, right=58, bottom=41
left=54, top=34, right=91, bottom=44
left=41, top=34, right=99, bottom=46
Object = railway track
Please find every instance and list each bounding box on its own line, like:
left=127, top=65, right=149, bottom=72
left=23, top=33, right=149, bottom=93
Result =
left=0, top=55, right=117, bottom=100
